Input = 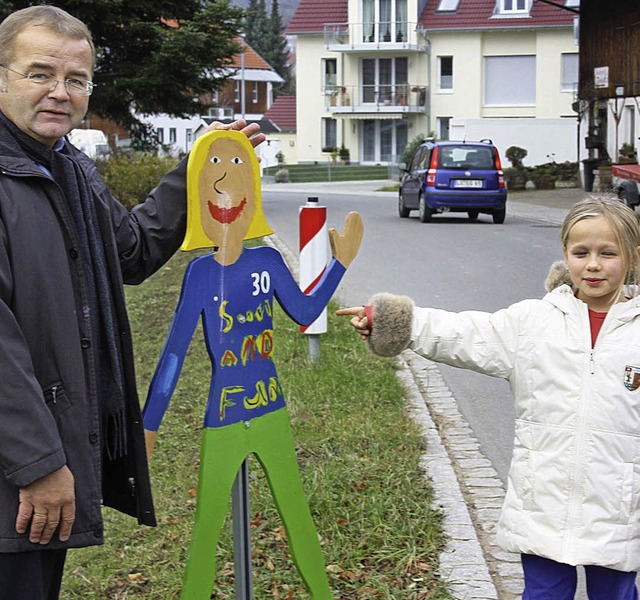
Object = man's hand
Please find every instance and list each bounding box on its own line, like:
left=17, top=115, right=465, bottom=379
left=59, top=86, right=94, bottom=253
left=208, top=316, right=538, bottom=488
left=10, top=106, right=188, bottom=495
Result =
left=207, top=118, right=266, bottom=149
left=15, top=466, right=75, bottom=545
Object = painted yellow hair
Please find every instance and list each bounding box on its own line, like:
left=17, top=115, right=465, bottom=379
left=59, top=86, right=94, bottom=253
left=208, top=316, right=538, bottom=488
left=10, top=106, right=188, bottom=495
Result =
left=181, top=129, right=273, bottom=251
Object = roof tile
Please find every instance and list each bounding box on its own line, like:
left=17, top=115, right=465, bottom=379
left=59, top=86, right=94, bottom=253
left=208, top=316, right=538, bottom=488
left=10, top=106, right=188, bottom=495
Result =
left=229, top=39, right=274, bottom=70
left=263, top=96, right=297, bottom=131
left=420, top=0, right=576, bottom=30
left=287, top=0, right=348, bottom=33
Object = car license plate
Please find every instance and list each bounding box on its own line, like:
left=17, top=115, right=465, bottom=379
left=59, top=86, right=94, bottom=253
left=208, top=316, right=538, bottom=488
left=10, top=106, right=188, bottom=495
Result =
left=454, top=179, right=483, bottom=188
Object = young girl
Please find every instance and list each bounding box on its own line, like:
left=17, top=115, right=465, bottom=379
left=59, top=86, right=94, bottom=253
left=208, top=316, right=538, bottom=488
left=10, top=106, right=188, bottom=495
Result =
left=337, top=196, right=640, bottom=599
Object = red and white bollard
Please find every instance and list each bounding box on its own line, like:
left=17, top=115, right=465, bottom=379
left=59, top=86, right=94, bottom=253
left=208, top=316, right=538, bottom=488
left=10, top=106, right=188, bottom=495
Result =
left=299, top=197, right=330, bottom=361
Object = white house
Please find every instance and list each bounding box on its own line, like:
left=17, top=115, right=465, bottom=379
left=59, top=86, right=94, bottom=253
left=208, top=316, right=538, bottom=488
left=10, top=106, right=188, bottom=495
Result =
left=287, top=0, right=588, bottom=167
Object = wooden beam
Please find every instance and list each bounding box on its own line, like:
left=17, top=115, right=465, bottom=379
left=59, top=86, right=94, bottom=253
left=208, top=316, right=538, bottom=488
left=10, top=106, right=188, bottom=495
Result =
left=534, top=0, right=580, bottom=15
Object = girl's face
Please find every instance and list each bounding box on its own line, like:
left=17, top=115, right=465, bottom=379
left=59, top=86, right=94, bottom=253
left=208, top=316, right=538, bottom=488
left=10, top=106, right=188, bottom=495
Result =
left=563, top=215, right=632, bottom=312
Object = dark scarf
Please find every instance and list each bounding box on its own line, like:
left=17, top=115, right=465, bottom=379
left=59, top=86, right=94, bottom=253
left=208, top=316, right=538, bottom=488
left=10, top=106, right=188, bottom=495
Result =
left=0, top=112, right=127, bottom=459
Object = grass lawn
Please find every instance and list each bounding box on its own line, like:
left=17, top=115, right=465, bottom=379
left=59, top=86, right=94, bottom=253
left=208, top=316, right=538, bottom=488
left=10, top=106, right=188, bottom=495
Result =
left=62, top=246, right=451, bottom=599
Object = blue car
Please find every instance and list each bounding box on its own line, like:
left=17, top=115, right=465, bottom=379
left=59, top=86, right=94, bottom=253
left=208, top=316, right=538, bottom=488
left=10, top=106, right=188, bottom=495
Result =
left=398, top=139, right=507, bottom=223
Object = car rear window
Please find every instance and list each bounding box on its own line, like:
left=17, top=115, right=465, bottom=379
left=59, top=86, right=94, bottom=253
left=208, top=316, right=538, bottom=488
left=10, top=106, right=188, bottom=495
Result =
left=438, top=146, right=494, bottom=170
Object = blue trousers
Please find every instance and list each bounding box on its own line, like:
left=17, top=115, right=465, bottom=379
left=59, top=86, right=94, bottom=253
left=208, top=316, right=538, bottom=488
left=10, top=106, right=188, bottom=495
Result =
left=522, top=554, right=638, bottom=600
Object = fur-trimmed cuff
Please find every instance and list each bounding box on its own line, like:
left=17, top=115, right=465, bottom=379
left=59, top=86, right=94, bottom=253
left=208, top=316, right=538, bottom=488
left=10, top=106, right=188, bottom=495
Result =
left=545, top=261, right=572, bottom=292
left=367, top=293, right=414, bottom=357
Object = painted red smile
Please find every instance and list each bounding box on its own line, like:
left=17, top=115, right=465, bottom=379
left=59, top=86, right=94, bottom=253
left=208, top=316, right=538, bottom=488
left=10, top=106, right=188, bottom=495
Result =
left=208, top=198, right=247, bottom=224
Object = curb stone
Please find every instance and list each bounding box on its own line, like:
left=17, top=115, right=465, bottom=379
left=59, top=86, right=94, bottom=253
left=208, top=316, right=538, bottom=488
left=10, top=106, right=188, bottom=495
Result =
left=400, top=352, right=521, bottom=600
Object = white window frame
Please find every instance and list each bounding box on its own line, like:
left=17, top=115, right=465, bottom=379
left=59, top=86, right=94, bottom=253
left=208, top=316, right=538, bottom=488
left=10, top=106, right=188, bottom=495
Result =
left=625, top=105, right=636, bottom=147
left=361, top=57, right=408, bottom=104
left=497, top=0, right=529, bottom=15
left=561, top=53, right=579, bottom=93
left=362, top=0, right=408, bottom=43
left=484, top=55, right=536, bottom=106
left=361, top=118, right=407, bottom=164
left=323, top=118, right=337, bottom=150
left=324, top=58, right=337, bottom=89
left=169, top=128, right=177, bottom=144
left=437, top=0, right=460, bottom=11
left=438, top=117, right=451, bottom=140
left=438, top=56, right=453, bottom=92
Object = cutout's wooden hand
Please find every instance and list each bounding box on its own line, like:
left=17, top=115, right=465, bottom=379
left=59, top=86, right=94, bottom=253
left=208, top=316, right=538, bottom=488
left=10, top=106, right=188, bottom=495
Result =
left=329, top=211, right=364, bottom=268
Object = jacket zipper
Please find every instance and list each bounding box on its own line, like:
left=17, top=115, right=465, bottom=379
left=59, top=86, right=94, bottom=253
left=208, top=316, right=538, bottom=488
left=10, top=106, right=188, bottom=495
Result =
left=562, top=306, right=596, bottom=557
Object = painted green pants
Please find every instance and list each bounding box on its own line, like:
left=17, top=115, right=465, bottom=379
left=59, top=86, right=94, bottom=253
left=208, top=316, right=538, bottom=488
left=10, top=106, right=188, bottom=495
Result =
left=181, top=408, right=333, bottom=599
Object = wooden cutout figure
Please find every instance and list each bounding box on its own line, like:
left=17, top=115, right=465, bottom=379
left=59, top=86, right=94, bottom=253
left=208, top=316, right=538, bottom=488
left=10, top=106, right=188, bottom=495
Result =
left=142, top=129, right=363, bottom=599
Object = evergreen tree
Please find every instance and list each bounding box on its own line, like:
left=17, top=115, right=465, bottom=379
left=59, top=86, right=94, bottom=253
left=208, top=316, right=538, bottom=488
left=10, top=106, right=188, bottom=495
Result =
left=255, top=0, right=270, bottom=57
left=244, top=0, right=261, bottom=47
left=266, top=0, right=289, bottom=77
left=0, top=0, right=245, bottom=145
left=244, top=0, right=292, bottom=96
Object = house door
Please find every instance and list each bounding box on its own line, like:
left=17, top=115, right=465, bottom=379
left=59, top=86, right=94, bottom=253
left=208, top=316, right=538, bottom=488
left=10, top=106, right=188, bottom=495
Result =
left=361, top=119, right=407, bottom=164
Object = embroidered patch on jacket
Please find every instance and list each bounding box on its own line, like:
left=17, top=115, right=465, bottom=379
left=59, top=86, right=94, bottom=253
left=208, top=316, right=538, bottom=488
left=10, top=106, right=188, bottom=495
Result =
left=624, top=366, right=640, bottom=391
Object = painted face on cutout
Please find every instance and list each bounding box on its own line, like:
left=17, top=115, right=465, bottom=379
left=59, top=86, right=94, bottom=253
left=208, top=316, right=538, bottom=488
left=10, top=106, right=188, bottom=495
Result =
left=198, top=137, right=256, bottom=247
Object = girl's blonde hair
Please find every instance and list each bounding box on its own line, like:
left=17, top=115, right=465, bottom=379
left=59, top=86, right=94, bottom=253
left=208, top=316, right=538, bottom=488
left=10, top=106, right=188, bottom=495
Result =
left=561, top=195, right=640, bottom=293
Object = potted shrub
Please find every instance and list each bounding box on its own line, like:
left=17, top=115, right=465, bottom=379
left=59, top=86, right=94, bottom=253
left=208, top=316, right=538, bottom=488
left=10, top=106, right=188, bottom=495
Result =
left=339, top=145, right=350, bottom=165
left=504, top=146, right=528, bottom=190
left=530, top=165, right=558, bottom=190
left=617, top=142, right=637, bottom=164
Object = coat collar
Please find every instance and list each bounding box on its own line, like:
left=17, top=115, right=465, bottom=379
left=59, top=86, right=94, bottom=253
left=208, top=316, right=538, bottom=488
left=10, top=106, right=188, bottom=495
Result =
left=544, top=284, right=640, bottom=325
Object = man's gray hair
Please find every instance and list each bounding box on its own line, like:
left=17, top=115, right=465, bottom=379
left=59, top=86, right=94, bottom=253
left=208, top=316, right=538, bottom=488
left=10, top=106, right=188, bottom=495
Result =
left=0, top=5, right=94, bottom=68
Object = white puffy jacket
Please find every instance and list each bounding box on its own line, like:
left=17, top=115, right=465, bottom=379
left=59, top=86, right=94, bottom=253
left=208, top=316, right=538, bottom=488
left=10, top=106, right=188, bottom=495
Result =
left=368, top=286, right=640, bottom=571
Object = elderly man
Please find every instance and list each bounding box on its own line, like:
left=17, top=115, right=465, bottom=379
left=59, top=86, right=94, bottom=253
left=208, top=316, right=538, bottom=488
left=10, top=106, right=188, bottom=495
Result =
left=0, top=5, right=262, bottom=598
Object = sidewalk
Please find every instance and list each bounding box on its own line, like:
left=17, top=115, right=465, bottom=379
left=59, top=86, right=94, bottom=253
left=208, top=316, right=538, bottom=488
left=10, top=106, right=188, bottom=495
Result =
left=264, top=178, right=589, bottom=599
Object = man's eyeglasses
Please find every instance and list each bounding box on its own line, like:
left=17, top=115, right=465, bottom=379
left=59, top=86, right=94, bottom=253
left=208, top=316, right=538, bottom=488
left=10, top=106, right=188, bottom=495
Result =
left=1, top=65, right=95, bottom=97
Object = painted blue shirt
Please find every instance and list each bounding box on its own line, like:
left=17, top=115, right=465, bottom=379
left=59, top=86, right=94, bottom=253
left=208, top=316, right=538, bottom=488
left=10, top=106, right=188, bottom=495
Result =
left=143, top=246, right=346, bottom=430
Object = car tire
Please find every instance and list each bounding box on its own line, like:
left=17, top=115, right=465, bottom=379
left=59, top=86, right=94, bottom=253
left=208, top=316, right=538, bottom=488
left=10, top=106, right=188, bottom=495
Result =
left=493, top=208, right=506, bottom=224
left=467, top=210, right=479, bottom=221
left=398, top=193, right=410, bottom=218
left=418, top=194, right=432, bottom=223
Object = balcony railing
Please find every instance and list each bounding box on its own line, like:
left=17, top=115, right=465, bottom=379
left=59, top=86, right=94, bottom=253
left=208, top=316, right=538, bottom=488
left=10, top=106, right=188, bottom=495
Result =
left=324, top=22, right=425, bottom=50
left=324, top=84, right=427, bottom=113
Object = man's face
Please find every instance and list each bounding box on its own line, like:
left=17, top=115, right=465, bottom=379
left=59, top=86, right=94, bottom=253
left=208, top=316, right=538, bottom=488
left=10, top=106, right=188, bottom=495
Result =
left=199, top=137, right=256, bottom=247
left=0, top=25, right=92, bottom=147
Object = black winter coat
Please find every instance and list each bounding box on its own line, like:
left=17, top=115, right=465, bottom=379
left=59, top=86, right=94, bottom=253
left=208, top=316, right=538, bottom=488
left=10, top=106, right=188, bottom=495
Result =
left=0, top=135, right=187, bottom=551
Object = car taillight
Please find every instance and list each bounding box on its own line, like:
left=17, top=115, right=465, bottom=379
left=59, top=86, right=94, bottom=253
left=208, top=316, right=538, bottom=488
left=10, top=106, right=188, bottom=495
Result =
left=494, top=148, right=505, bottom=188
left=493, top=148, right=503, bottom=171
left=426, top=147, right=438, bottom=186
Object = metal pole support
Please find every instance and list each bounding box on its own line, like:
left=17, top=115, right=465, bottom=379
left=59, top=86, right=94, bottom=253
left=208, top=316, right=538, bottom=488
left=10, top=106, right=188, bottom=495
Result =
left=232, top=458, right=253, bottom=599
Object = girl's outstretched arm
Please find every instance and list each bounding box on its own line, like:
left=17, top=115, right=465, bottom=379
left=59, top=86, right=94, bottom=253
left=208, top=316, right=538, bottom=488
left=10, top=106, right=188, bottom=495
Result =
left=338, top=293, right=415, bottom=357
